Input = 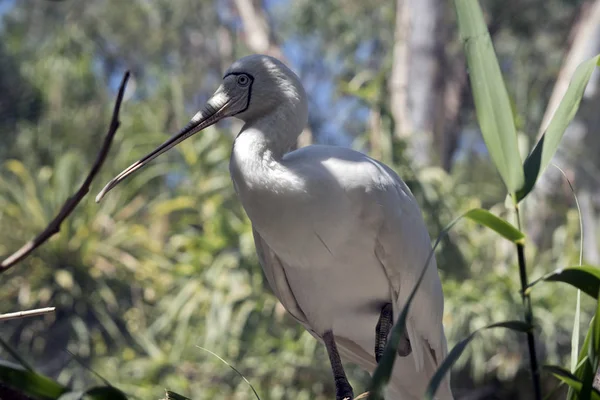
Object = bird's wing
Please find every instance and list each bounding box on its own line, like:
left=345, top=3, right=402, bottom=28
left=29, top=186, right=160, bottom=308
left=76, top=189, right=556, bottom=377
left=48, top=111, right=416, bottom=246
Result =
left=252, top=227, right=317, bottom=337
left=370, top=162, right=448, bottom=374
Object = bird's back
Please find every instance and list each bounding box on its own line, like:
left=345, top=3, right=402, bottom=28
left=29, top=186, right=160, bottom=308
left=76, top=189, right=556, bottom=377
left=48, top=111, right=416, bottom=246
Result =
left=286, top=145, right=451, bottom=399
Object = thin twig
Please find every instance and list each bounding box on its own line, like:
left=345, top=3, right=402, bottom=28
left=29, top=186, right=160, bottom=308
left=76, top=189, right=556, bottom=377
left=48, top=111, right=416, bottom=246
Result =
left=0, top=71, right=131, bottom=273
left=0, top=307, right=55, bottom=321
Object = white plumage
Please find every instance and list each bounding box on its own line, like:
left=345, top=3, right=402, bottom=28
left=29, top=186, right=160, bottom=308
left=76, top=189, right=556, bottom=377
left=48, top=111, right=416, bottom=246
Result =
left=97, top=54, right=453, bottom=400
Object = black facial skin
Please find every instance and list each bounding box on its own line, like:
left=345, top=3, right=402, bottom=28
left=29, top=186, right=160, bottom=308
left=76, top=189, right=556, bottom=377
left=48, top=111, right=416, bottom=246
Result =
left=223, top=72, right=254, bottom=114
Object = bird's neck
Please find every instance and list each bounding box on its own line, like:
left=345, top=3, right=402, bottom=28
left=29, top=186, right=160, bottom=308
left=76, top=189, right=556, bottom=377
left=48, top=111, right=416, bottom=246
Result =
left=230, top=105, right=305, bottom=190
left=240, top=102, right=305, bottom=159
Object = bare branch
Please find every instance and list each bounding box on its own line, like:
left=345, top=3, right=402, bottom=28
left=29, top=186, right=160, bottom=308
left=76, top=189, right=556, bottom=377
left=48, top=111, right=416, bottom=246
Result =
left=0, top=71, right=131, bottom=273
left=0, top=307, right=55, bottom=321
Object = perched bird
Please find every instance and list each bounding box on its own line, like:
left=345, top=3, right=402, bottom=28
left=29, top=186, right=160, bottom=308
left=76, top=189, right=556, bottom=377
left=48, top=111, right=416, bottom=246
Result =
left=96, top=55, right=453, bottom=400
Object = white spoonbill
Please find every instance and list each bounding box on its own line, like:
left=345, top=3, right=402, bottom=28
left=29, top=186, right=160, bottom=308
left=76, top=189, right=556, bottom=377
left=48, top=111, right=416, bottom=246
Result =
left=96, top=54, right=453, bottom=400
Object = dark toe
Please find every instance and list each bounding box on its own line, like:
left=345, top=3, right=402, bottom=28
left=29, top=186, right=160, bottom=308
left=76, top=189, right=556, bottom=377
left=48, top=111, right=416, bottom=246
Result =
left=335, top=379, right=354, bottom=400
left=397, top=336, right=412, bottom=357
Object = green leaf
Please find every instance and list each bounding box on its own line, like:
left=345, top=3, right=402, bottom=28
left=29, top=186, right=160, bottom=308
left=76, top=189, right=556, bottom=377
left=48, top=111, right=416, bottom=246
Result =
left=454, top=0, right=524, bottom=193
left=463, top=208, right=525, bottom=243
left=517, top=55, right=600, bottom=201
left=582, top=288, right=600, bottom=398
left=545, top=366, right=583, bottom=392
left=594, top=291, right=600, bottom=362
left=568, top=318, right=595, bottom=400
left=530, top=266, right=600, bottom=298
left=579, top=318, right=595, bottom=370
left=0, top=362, right=68, bottom=399
left=426, top=321, right=531, bottom=399
left=545, top=365, right=600, bottom=400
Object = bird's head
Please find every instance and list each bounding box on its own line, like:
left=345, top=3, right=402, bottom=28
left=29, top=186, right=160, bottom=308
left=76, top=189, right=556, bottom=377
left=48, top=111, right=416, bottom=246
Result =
left=95, top=54, right=307, bottom=202
left=224, top=54, right=307, bottom=122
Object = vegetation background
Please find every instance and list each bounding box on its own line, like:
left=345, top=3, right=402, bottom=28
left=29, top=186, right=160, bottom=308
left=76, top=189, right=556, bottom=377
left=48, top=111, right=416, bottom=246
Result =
left=1, top=0, right=599, bottom=398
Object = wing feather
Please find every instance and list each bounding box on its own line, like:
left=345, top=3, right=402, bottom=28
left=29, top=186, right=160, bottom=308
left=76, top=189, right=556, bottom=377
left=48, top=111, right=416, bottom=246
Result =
left=252, top=227, right=317, bottom=337
left=370, top=163, right=451, bottom=397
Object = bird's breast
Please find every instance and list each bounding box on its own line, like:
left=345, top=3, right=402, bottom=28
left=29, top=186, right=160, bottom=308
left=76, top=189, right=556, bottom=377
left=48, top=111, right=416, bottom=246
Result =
left=230, top=146, right=385, bottom=267
left=239, top=184, right=368, bottom=265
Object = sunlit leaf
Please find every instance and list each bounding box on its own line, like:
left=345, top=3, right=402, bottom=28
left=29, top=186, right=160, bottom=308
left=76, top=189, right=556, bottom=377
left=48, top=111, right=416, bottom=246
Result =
left=463, top=208, right=524, bottom=243
left=455, top=0, right=524, bottom=193
left=196, top=346, right=260, bottom=400
left=517, top=55, right=600, bottom=201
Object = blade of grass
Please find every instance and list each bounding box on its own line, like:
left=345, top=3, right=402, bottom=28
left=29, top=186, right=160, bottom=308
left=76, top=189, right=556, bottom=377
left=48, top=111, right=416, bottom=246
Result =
left=196, top=346, right=260, bottom=400
left=551, top=164, right=584, bottom=374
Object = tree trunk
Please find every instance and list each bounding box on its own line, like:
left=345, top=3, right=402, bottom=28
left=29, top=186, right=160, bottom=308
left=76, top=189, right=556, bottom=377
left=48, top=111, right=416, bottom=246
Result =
left=388, top=0, right=461, bottom=171
left=526, top=0, right=600, bottom=251
left=389, top=0, right=411, bottom=141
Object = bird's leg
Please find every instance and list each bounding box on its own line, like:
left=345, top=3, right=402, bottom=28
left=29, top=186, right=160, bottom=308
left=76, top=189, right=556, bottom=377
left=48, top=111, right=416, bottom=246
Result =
left=375, top=303, right=411, bottom=363
left=375, top=303, right=393, bottom=363
left=323, top=330, right=354, bottom=400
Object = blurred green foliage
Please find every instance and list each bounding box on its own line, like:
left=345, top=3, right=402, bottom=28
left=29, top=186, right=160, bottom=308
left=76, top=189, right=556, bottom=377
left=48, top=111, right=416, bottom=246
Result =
left=0, top=0, right=597, bottom=399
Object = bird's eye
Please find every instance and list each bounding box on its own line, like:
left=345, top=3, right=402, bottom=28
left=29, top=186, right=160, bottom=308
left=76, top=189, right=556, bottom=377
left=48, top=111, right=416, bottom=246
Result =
left=237, top=74, right=250, bottom=86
